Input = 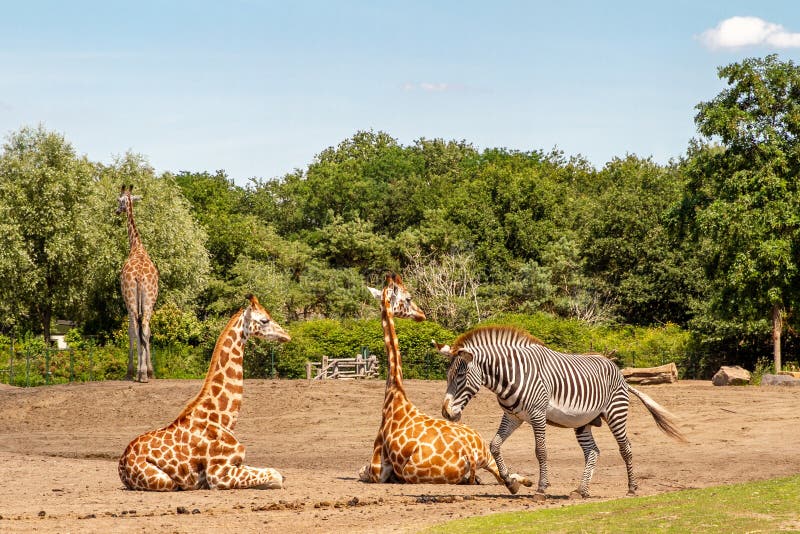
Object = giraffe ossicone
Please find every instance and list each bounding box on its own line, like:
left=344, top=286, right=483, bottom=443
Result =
left=118, top=294, right=291, bottom=491
left=117, top=184, right=159, bottom=383
left=358, top=273, right=532, bottom=492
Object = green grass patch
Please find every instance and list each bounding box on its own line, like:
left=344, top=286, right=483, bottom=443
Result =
left=424, top=475, right=800, bottom=533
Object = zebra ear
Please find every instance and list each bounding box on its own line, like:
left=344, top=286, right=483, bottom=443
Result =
left=431, top=340, right=452, bottom=358
left=456, top=348, right=474, bottom=363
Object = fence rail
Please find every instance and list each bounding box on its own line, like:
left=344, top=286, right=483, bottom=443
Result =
left=306, top=353, right=379, bottom=380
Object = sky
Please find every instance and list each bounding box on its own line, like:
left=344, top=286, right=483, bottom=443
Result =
left=2, top=1, right=800, bottom=186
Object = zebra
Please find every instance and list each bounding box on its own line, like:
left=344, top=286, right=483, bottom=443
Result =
left=436, top=326, right=687, bottom=498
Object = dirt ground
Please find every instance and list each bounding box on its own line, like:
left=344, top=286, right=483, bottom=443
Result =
left=0, top=378, right=799, bottom=533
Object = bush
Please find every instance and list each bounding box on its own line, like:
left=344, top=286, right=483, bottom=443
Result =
left=476, top=312, right=696, bottom=376
left=274, top=317, right=456, bottom=379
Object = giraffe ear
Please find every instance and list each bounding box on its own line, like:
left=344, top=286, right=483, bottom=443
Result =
left=120, top=184, right=126, bottom=193
left=367, top=287, right=382, bottom=300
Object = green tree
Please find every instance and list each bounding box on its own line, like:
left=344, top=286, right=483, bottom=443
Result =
left=86, top=153, right=211, bottom=333
left=0, top=126, right=96, bottom=343
left=688, top=55, right=800, bottom=372
left=581, top=156, right=693, bottom=325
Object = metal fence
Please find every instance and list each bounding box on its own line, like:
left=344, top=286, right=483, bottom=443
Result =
left=1, top=345, right=104, bottom=387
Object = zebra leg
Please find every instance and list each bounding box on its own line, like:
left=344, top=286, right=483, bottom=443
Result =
left=530, top=411, right=550, bottom=494
left=571, top=425, right=600, bottom=498
left=606, top=403, right=637, bottom=496
left=489, top=412, right=524, bottom=493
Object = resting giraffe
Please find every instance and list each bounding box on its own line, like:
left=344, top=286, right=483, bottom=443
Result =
left=118, top=295, right=291, bottom=491
left=358, top=273, right=532, bottom=493
left=116, top=184, right=159, bottom=382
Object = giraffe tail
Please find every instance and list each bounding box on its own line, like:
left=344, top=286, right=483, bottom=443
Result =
left=628, top=385, right=688, bottom=443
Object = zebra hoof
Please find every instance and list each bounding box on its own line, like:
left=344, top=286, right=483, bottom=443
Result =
left=569, top=490, right=589, bottom=499
left=626, top=490, right=637, bottom=497
left=531, top=492, right=546, bottom=502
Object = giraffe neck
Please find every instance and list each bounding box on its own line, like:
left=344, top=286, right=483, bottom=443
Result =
left=177, top=310, right=247, bottom=430
left=381, top=292, right=404, bottom=394
left=125, top=202, right=143, bottom=252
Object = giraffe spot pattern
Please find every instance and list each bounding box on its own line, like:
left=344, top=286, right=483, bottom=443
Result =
left=118, top=305, right=285, bottom=491
left=362, top=280, right=506, bottom=488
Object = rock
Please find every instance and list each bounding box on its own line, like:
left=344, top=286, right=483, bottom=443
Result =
left=778, top=371, right=800, bottom=378
left=761, top=373, right=800, bottom=387
left=622, top=363, right=678, bottom=385
left=711, top=366, right=751, bottom=386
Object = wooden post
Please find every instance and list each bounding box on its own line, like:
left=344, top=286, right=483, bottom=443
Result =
left=306, top=361, right=312, bottom=380
left=772, top=304, right=782, bottom=373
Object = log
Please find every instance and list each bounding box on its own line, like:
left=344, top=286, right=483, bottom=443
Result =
left=622, top=362, right=678, bottom=385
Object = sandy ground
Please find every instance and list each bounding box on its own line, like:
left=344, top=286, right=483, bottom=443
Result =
left=0, top=378, right=799, bottom=533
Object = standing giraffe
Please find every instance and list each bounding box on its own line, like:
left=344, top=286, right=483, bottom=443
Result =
left=358, top=273, right=532, bottom=493
left=119, top=294, right=291, bottom=491
left=116, top=184, right=158, bottom=382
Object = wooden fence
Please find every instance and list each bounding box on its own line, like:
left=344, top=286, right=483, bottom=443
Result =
left=306, top=353, right=380, bottom=380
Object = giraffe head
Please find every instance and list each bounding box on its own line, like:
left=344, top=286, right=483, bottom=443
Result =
left=368, top=273, right=426, bottom=321
left=242, top=294, right=291, bottom=343
left=439, top=344, right=482, bottom=422
left=116, top=184, right=142, bottom=214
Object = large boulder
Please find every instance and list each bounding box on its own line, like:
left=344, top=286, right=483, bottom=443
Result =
left=711, top=365, right=751, bottom=386
left=761, top=373, right=800, bottom=387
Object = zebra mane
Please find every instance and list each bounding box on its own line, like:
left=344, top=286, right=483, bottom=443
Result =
left=451, top=326, right=545, bottom=352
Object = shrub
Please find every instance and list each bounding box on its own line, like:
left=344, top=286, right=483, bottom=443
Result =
left=273, top=318, right=456, bottom=379
left=476, top=312, right=695, bottom=375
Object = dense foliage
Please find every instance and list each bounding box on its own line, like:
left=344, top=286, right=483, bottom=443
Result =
left=3, top=56, right=800, bottom=380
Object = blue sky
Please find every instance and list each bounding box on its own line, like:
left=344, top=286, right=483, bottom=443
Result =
left=2, top=1, right=800, bottom=185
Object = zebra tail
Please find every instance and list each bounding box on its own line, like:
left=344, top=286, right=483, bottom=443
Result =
left=628, top=386, right=688, bottom=443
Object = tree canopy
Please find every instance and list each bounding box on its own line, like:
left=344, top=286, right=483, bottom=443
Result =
left=3, top=55, right=800, bottom=377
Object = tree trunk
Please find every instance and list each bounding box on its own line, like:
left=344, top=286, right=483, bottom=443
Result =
left=41, top=304, right=52, bottom=348
left=772, top=304, right=782, bottom=373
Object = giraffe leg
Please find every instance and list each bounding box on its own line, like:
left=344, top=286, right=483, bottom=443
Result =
left=126, top=314, right=138, bottom=380
left=489, top=412, right=525, bottom=493
left=206, top=462, right=284, bottom=489
left=571, top=425, right=600, bottom=498
left=119, top=454, right=178, bottom=492
left=141, top=312, right=154, bottom=380
left=359, top=432, right=395, bottom=482
left=482, top=454, right=533, bottom=493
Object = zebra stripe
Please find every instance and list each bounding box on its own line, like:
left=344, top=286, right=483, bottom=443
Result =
left=441, top=326, right=686, bottom=497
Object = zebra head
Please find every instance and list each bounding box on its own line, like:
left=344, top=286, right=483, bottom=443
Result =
left=439, top=345, right=483, bottom=422
left=367, top=273, right=426, bottom=322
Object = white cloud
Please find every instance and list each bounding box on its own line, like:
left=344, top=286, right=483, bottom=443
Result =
left=699, top=16, right=800, bottom=50
left=401, top=82, right=462, bottom=92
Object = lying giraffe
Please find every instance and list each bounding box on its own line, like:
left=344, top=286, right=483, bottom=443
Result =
left=118, top=295, right=290, bottom=491
left=358, top=273, right=532, bottom=493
